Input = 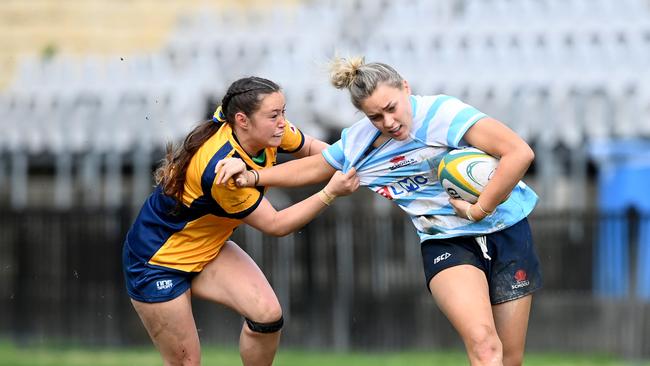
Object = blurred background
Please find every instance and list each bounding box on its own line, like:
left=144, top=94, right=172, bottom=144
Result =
left=1, top=0, right=650, bottom=362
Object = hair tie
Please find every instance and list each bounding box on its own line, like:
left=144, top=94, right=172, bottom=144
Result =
left=213, top=105, right=226, bottom=123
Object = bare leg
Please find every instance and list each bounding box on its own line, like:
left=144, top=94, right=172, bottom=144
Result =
left=131, top=291, right=201, bottom=366
left=492, top=295, right=532, bottom=366
left=429, top=265, right=503, bottom=366
left=192, top=241, right=282, bottom=366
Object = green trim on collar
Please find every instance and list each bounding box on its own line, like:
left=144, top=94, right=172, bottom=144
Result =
left=251, top=150, right=266, bottom=165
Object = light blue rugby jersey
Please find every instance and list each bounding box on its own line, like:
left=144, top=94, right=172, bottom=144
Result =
left=322, top=94, right=539, bottom=242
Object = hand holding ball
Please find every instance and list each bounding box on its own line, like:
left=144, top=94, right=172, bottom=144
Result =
left=437, top=148, right=498, bottom=204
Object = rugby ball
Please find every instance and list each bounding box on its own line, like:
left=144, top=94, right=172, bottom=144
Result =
left=437, top=147, right=499, bottom=203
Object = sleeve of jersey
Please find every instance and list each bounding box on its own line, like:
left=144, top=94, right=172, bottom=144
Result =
left=277, top=120, right=305, bottom=153
left=423, top=95, right=487, bottom=148
left=321, top=140, right=345, bottom=170
left=211, top=182, right=263, bottom=218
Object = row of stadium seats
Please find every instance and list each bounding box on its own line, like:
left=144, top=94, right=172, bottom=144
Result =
left=1, top=21, right=648, bottom=155
left=10, top=26, right=649, bottom=98
left=1, top=0, right=650, bottom=210
left=0, top=76, right=646, bottom=156
left=0, top=84, right=202, bottom=154
left=462, top=0, right=647, bottom=24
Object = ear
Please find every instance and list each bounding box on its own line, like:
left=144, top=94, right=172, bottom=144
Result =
left=402, top=79, right=411, bottom=94
left=234, top=112, right=249, bottom=130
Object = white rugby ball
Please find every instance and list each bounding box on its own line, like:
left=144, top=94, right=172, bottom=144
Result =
left=437, top=147, right=499, bottom=203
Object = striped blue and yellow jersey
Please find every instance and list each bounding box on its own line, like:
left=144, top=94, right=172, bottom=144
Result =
left=125, top=120, right=304, bottom=273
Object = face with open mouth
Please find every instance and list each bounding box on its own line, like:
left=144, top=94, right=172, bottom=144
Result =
left=360, top=81, right=413, bottom=141
left=237, top=91, right=287, bottom=156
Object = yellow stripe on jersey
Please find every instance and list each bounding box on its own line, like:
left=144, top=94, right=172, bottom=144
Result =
left=148, top=214, right=239, bottom=272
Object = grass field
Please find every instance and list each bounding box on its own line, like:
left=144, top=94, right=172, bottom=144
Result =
left=0, top=342, right=648, bottom=366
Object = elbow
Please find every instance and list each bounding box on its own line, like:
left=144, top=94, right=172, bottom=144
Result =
left=278, top=231, right=293, bottom=237
left=271, top=230, right=292, bottom=238
left=269, top=229, right=291, bottom=237
left=257, top=212, right=299, bottom=237
left=522, top=144, right=535, bottom=167
left=263, top=225, right=293, bottom=237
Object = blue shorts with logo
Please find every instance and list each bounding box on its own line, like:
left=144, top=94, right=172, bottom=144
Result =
left=421, top=218, right=542, bottom=305
left=122, top=241, right=198, bottom=303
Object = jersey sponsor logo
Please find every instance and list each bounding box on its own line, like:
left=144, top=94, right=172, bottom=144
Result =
left=433, top=252, right=451, bottom=264
left=511, top=269, right=530, bottom=289
left=374, top=175, right=430, bottom=200
left=375, top=186, right=393, bottom=199
left=388, top=155, right=418, bottom=170
left=230, top=194, right=252, bottom=207
left=156, top=279, right=173, bottom=291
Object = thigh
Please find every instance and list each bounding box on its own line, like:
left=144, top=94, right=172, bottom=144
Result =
left=131, top=290, right=201, bottom=363
left=191, top=240, right=281, bottom=320
left=429, top=265, right=495, bottom=337
left=492, top=294, right=532, bottom=361
left=421, top=236, right=485, bottom=292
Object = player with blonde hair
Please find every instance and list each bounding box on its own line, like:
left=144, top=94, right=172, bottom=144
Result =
left=221, top=59, right=541, bottom=366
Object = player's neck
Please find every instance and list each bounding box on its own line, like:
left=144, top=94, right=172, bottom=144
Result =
left=232, top=130, right=264, bottom=159
left=372, top=134, right=390, bottom=148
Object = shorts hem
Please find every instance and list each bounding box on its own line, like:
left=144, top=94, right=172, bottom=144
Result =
left=127, top=282, right=192, bottom=303
left=491, top=285, right=542, bottom=305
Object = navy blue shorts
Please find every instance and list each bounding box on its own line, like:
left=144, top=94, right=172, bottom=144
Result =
left=421, top=218, right=542, bottom=305
left=122, top=241, right=198, bottom=303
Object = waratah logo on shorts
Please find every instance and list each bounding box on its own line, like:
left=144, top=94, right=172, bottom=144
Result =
left=511, top=269, right=530, bottom=290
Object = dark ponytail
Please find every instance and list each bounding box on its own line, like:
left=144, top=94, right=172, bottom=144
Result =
left=154, top=122, right=218, bottom=203
left=154, top=76, right=281, bottom=205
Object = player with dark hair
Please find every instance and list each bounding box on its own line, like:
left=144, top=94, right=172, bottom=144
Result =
left=122, top=76, right=359, bottom=366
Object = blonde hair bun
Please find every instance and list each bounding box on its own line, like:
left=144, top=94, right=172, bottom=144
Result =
left=329, top=56, right=365, bottom=89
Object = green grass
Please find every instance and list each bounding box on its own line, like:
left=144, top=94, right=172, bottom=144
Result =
left=0, top=342, right=648, bottom=366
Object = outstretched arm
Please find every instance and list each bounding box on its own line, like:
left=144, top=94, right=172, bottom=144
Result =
left=254, top=133, right=334, bottom=187
left=262, top=154, right=335, bottom=187
left=214, top=134, right=333, bottom=186
left=230, top=153, right=335, bottom=188
left=291, top=134, right=330, bottom=158
left=242, top=168, right=358, bottom=236
left=215, top=153, right=336, bottom=188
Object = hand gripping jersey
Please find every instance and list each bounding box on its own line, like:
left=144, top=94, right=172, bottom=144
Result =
left=322, top=95, right=538, bottom=242
left=124, top=121, right=304, bottom=273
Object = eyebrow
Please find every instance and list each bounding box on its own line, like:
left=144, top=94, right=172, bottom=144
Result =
left=266, top=104, right=286, bottom=114
left=368, top=102, right=394, bottom=119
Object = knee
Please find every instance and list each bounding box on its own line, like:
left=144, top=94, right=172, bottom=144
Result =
left=465, top=324, right=502, bottom=365
left=250, top=297, right=283, bottom=324
left=244, top=297, right=283, bottom=334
